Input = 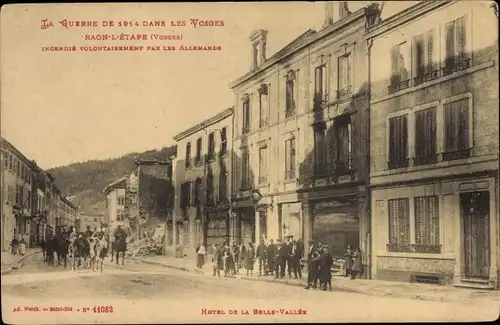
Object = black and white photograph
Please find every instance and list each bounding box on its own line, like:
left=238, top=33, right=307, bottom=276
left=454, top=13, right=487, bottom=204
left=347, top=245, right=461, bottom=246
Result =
left=1, top=1, right=499, bottom=323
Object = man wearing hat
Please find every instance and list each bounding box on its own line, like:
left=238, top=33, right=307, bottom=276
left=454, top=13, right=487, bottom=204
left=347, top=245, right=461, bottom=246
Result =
left=275, top=239, right=287, bottom=279
left=304, top=240, right=321, bottom=289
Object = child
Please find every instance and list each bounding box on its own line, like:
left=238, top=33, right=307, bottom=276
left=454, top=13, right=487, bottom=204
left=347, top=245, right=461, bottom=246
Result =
left=10, top=236, right=19, bottom=255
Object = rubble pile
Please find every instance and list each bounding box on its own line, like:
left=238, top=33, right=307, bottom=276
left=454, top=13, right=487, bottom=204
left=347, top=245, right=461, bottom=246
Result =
left=127, top=233, right=164, bottom=257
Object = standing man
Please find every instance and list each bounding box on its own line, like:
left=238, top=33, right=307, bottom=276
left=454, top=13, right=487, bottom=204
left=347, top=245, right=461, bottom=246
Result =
left=256, top=238, right=267, bottom=276
left=289, top=240, right=302, bottom=279
left=285, top=236, right=294, bottom=278
left=275, top=239, right=287, bottom=279
left=266, top=239, right=276, bottom=277
left=304, top=240, right=321, bottom=289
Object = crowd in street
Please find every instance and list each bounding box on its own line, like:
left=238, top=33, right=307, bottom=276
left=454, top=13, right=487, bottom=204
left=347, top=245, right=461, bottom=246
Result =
left=193, top=236, right=364, bottom=291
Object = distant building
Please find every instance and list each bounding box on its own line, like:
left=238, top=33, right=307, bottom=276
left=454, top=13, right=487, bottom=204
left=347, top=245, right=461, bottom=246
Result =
left=365, top=1, right=499, bottom=288
left=77, top=213, right=106, bottom=232
left=103, top=176, right=127, bottom=235
left=173, top=107, right=233, bottom=249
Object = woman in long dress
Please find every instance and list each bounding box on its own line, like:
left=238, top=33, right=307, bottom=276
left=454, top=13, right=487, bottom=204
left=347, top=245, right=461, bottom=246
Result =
left=245, top=242, right=255, bottom=276
left=196, top=244, right=206, bottom=268
left=344, top=245, right=353, bottom=277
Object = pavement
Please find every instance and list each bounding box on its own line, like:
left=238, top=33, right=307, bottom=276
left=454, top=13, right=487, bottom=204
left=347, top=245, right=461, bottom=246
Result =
left=1, top=248, right=42, bottom=275
left=128, top=253, right=500, bottom=305
left=2, top=253, right=499, bottom=323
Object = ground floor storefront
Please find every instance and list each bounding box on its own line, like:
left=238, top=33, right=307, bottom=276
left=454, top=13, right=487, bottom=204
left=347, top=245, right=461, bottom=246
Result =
left=370, top=174, right=499, bottom=289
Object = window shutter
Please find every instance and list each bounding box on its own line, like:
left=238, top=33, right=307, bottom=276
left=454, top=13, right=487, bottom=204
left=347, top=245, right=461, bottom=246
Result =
left=456, top=16, right=467, bottom=62
left=315, top=67, right=322, bottom=96
left=458, top=99, right=469, bottom=149
left=390, top=45, right=401, bottom=85
left=426, top=30, right=435, bottom=74
left=415, top=111, right=425, bottom=157
left=413, top=35, right=425, bottom=77
left=426, top=108, right=437, bottom=157
left=401, top=115, right=408, bottom=159
left=444, top=22, right=455, bottom=66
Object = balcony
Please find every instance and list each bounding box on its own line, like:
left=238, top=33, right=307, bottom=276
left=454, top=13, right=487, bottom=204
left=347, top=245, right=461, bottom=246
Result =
left=413, top=154, right=438, bottom=166
left=259, top=117, right=269, bottom=128
left=413, top=69, right=439, bottom=86
left=441, top=148, right=471, bottom=161
left=337, top=85, right=353, bottom=101
left=387, top=243, right=441, bottom=254
left=242, top=125, right=251, bottom=135
left=388, top=79, right=411, bottom=94
left=441, top=57, right=471, bottom=77
left=284, top=168, right=296, bottom=180
left=387, top=158, right=409, bottom=170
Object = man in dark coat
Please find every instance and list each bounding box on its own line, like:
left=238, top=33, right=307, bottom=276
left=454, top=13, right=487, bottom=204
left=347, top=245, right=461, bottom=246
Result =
left=319, top=245, right=333, bottom=291
left=256, top=238, right=267, bottom=276
left=275, top=240, right=287, bottom=279
left=289, top=240, right=303, bottom=279
left=266, top=239, right=276, bottom=276
left=284, top=236, right=293, bottom=277
left=304, top=240, right=321, bottom=289
left=212, top=244, right=222, bottom=277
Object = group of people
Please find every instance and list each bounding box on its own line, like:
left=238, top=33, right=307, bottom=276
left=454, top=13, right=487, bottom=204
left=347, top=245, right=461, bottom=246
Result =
left=9, top=234, right=28, bottom=256
left=207, top=240, right=256, bottom=277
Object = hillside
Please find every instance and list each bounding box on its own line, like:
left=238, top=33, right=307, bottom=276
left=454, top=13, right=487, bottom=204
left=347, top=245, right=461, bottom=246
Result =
left=47, top=145, right=177, bottom=215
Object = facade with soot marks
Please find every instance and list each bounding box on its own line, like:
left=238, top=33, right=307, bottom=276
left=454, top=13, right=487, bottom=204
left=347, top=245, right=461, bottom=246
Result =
left=229, top=2, right=380, bottom=268
left=366, top=1, right=499, bottom=288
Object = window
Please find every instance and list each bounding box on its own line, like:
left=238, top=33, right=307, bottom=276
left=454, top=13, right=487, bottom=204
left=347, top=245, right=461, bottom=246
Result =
left=208, top=132, right=215, bottom=161
left=412, top=30, right=437, bottom=86
left=415, top=196, right=440, bottom=249
left=314, top=65, right=327, bottom=110
left=27, top=190, right=31, bottom=210
left=388, top=198, right=410, bottom=247
left=335, top=115, right=352, bottom=173
left=313, top=123, right=327, bottom=175
left=258, top=147, right=267, bottom=184
left=388, top=115, right=408, bottom=169
left=15, top=186, right=20, bottom=205
left=241, top=148, right=250, bottom=188
left=242, top=96, right=251, bottom=134
left=443, top=98, right=470, bottom=160
left=185, top=142, right=191, bottom=168
left=389, top=42, right=411, bottom=93
left=285, top=138, right=296, bottom=180
left=206, top=172, right=214, bottom=206
left=285, top=71, right=296, bottom=118
left=220, top=127, right=227, bottom=156
left=8, top=154, right=13, bottom=172
left=21, top=165, right=25, bottom=181
left=219, top=162, right=228, bottom=202
left=16, top=159, right=20, bottom=178
left=443, top=16, right=469, bottom=76
left=195, top=137, right=202, bottom=165
left=259, top=85, right=269, bottom=127
left=118, top=197, right=125, bottom=206
left=3, top=152, right=7, bottom=169
left=194, top=178, right=202, bottom=206
left=414, top=107, right=437, bottom=165
left=338, top=54, right=352, bottom=99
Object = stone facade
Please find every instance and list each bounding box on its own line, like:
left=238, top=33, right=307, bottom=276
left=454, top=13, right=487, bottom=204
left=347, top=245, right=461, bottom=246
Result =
left=366, top=1, right=499, bottom=288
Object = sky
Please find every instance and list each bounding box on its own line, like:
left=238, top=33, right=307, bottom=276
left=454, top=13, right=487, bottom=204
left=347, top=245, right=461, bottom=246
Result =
left=1, top=1, right=417, bottom=170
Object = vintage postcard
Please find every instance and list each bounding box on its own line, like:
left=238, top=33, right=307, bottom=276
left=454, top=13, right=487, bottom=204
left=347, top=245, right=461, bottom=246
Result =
left=1, top=1, right=499, bottom=324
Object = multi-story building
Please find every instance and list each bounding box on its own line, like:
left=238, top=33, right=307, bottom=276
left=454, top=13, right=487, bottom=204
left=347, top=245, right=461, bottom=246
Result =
left=229, top=2, right=380, bottom=260
left=1, top=138, right=36, bottom=250
left=77, top=213, right=106, bottom=232
left=104, top=176, right=127, bottom=235
left=173, top=107, right=233, bottom=250
left=366, top=1, right=499, bottom=288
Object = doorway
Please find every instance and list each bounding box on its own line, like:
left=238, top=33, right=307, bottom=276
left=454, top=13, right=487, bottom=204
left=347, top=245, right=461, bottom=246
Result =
left=461, top=191, right=490, bottom=279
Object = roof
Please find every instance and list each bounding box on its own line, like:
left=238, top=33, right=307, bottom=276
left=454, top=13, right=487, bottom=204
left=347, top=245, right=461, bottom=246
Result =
left=173, top=107, right=233, bottom=141
left=103, top=176, right=127, bottom=195
left=0, top=137, right=37, bottom=168
left=229, top=5, right=374, bottom=89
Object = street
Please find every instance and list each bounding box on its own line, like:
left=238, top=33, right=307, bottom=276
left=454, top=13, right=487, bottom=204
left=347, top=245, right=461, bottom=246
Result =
left=2, top=253, right=499, bottom=324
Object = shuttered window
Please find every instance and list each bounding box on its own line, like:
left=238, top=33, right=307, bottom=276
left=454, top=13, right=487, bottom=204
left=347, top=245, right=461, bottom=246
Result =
left=444, top=98, right=470, bottom=160
left=220, top=127, right=227, bottom=155
left=208, top=132, right=215, bottom=160
left=285, top=72, right=296, bottom=118
left=413, top=30, right=436, bottom=85
left=285, top=138, right=296, bottom=179
left=388, top=198, right=410, bottom=245
left=206, top=172, right=214, bottom=205
left=314, top=65, right=327, bottom=110
left=444, top=16, right=468, bottom=74
left=415, top=196, right=440, bottom=246
left=415, top=107, right=437, bottom=165
left=259, top=86, right=269, bottom=127
left=313, top=123, right=327, bottom=175
left=219, top=162, right=227, bottom=202
left=195, top=138, right=202, bottom=164
left=335, top=115, right=352, bottom=171
left=338, top=54, right=352, bottom=98
left=258, top=147, right=267, bottom=184
left=389, top=42, right=410, bottom=93
left=388, top=115, right=408, bottom=169
left=242, top=97, right=251, bottom=133
left=241, top=148, right=250, bottom=187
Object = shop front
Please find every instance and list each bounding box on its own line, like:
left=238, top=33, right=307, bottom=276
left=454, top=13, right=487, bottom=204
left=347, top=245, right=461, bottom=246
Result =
left=310, top=197, right=360, bottom=259
left=279, top=202, right=302, bottom=241
left=206, top=211, right=229, bottom=248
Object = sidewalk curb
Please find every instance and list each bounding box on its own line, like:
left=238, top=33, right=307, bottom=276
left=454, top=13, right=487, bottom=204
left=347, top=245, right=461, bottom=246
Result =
left=1, top=250, right=42, bottom=275
left=130, top=257, right=498, bottom=305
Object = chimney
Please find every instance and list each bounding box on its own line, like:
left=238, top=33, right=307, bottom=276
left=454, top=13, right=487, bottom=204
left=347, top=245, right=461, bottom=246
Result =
left=249, top=29, right=268, bottom=70
left=324, top=1, right=350, bottom=27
